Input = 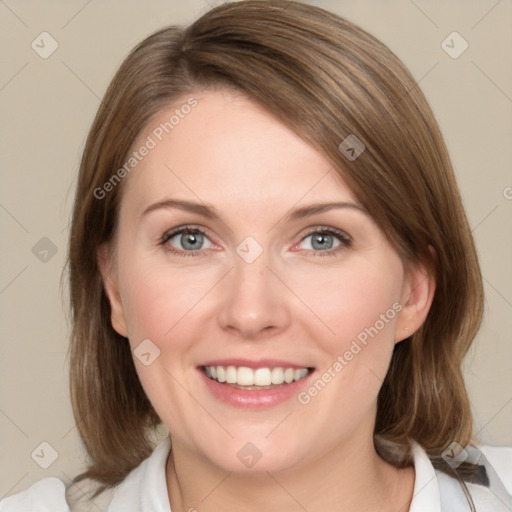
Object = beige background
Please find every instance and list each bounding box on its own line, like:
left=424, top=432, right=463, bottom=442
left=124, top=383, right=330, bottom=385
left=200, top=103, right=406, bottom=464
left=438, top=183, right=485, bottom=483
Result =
left=1, top=0, right=511, bottom=499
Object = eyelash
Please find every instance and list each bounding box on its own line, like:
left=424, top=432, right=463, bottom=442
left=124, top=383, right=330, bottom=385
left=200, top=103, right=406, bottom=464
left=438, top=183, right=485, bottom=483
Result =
left=160, top=226, right=210, bottom=259
left=159, top=225, right=352, bottom=259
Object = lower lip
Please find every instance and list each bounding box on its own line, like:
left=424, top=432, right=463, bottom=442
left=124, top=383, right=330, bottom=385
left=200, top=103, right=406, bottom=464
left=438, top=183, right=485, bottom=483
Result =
left=198, top=368, right=314, bottom=409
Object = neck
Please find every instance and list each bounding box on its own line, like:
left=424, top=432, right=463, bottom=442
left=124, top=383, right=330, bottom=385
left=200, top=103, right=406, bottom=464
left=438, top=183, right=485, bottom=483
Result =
left=165, top=432, right=415, bottom=512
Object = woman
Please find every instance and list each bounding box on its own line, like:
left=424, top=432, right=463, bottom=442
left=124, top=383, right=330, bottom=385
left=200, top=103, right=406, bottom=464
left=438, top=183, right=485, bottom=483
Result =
left=1, top=1, right=510, bottom=511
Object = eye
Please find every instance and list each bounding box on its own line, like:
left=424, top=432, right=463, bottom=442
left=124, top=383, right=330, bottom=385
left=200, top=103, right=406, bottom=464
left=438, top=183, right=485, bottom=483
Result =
left=296, top=227, right=352, bottom=257
left=159, top=225, right=352, bottom=259
left=160, top=226, right=214, bottom=257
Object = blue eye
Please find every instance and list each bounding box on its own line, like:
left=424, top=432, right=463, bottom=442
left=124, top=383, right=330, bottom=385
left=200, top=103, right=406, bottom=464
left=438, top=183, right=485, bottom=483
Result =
left=298, top=227, right=352, bottom=257
left=160, top=226, right=213, bottom=257
left=160, top=225, right=351, bottom=258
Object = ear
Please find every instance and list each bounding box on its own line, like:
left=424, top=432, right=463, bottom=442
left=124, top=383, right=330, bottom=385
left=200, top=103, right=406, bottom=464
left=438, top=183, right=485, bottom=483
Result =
left=395, top=254, right=436, bottom=343
left=97, top=243, right=128, bottom=338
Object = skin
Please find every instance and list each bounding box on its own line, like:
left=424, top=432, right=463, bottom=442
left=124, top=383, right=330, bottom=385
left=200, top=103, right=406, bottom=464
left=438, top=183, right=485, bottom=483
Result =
left=99, top=89, right=435, bottom=512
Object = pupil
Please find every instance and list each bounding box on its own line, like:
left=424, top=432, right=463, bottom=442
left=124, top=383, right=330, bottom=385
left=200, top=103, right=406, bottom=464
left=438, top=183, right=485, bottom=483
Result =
left=313, top=234, right=332, bottom=250
left=183, top=232, right=201, bottom=250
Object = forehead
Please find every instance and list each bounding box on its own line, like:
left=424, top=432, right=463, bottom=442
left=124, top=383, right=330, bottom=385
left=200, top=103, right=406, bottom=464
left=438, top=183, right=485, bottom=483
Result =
left=122, top=89, right=357, bottom=218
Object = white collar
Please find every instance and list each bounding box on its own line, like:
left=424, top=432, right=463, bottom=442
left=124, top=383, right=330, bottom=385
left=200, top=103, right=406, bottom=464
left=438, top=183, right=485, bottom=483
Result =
left=108, top=437, right=499, bottom=512
left=408, top=441, right=441, bottom=512
left=109, top=438, right=172, bottom=511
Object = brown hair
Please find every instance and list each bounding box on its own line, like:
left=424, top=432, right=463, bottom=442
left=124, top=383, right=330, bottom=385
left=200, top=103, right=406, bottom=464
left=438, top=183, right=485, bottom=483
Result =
left=67, top=0, right=484, bottom=496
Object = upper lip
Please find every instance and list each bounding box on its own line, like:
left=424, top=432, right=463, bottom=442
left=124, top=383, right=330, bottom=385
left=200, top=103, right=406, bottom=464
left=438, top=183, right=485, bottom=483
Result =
left=199, top=359, right=314, bottom=370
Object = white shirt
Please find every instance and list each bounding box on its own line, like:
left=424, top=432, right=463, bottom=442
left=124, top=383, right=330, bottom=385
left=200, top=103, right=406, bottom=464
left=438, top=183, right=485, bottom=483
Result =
left=1, top=439, right=511, bottom=511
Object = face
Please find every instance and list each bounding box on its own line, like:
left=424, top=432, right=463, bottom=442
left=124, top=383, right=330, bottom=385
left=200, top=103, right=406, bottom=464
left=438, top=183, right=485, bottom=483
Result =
left=100, top=88, right=433, bottom=474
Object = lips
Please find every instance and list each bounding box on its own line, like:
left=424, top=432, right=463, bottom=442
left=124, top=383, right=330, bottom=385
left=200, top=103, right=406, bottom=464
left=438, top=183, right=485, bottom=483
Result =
left=197, top=359, right=315, bottom=408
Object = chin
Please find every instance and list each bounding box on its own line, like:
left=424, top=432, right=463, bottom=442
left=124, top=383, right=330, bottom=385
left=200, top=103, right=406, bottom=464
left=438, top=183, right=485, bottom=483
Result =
left=203, top=437, right=306, bottom=475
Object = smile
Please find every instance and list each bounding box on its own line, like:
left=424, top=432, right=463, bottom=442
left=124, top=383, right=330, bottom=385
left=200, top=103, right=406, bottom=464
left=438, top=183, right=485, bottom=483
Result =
left=201, top=365, right=312, bottom=389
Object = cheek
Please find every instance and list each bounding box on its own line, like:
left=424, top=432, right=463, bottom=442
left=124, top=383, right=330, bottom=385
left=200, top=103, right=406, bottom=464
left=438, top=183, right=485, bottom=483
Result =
left=119, top=254, right=210, bottom=341
left=291, top=256, right=404, bottom=426
left=292, top=259, right=403, bottom=428
left=116, top=256, right=215, bottom=427
left=291, top=257, right=404, bottom=355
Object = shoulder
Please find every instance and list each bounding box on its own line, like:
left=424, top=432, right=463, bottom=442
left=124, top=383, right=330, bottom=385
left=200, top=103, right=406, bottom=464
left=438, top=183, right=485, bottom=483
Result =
left=408, top=441, right=512, bottom=511
left=0, top=477, right=69, bottom=512
left=0, top=438, right=171, bottom=512
left=437, top=443, right=512, bottom=511
left=0, top=476, right=117, bottom=512
left=478, top=444, right=512, bottom=494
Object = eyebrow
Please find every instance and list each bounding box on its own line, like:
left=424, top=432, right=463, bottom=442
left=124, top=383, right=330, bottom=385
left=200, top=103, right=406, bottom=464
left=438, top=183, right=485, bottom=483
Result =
left=140, top=198, right=367, bottom=221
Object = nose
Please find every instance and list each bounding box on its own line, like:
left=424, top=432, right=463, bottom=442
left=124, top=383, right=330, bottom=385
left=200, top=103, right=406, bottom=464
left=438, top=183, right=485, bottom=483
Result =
left=217, top=246, right=291, bottom=341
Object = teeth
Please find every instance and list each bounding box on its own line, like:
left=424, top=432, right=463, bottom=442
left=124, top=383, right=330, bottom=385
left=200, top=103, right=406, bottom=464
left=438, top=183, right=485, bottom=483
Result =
left=226, top=366, right=237, bottom=384
left=254, top=368, right=271, bottom=386
left=237, top=366, right=254, bottom=386
left=284, top=368, right=295, bottom=383
left=203, top=365, right=310, bottom=386
left=272, top=367, right=285, bottom=385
